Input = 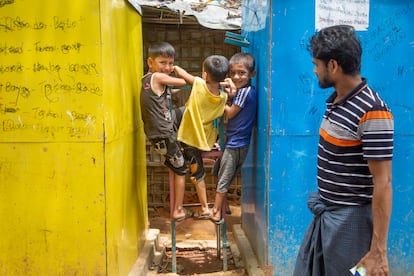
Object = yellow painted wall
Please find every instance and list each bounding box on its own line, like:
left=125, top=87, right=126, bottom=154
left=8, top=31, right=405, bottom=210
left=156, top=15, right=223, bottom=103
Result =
left=0, top=0, right=146, bottom=275
left=100, top=1, right=148, bottom=275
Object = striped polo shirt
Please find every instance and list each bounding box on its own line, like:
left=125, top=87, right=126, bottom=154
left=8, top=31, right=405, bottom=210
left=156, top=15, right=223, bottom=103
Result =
left=317, top=80, right=394, bottom=206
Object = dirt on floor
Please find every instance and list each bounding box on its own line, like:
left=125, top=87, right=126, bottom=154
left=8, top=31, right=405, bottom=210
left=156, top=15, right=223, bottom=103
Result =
left=148, top=204, right=246, bottom=275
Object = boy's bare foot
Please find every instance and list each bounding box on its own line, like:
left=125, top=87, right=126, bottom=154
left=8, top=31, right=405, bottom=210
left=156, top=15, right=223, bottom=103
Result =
left=209, top=208, right=224, bottom=225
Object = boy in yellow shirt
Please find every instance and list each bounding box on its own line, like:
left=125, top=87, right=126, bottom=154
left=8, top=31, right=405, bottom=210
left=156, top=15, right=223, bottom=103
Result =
left=174, top=55, right=229, bottom=218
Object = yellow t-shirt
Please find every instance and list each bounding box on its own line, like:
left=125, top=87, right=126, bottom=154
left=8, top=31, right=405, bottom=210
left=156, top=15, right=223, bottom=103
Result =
left=178, top=77, right=227, bottom=151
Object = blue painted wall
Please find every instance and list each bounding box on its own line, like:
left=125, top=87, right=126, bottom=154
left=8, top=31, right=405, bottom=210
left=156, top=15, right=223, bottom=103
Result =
left=241, top=19, right=272, bottom=266
left=241, top=0, right=414, bottom=274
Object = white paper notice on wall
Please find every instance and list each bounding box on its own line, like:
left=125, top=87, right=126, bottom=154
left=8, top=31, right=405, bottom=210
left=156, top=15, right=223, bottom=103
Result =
left=315, top=0, right=369, bottom=31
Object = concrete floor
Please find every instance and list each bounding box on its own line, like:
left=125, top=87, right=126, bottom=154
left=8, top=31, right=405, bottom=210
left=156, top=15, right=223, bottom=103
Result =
left=145, top=205, right=247, bottom=275
left=148, top=204, right=242, bottom=241
left=129, top=205, right=264, bottom=276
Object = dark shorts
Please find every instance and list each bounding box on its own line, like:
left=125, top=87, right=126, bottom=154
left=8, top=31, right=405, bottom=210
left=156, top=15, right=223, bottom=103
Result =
left=182, top=143, right=205, bottom=183
left=149, top=106, right=207, bottom=179
left=151, top=106, right=188, bottom=175
left=216, top=146, right=248, bottom=193
left=151, top=136, right=188, bottom=175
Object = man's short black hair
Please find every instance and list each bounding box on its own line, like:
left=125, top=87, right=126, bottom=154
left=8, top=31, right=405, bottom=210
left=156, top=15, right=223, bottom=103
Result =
left=309, top=25, right=362, bottom=75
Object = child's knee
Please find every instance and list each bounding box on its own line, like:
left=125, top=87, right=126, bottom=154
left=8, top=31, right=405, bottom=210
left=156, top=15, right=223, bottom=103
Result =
left=164, top=154, right=188, bottom=175
left=167, top=151, right=184, bottom=168
left=216, top=180, right=229, bottom=193
left=189, top=161, right=205, bottom=185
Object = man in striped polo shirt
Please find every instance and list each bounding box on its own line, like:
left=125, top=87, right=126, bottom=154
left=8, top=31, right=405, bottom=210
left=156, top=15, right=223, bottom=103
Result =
left=294, top=25, right=393, bottom=275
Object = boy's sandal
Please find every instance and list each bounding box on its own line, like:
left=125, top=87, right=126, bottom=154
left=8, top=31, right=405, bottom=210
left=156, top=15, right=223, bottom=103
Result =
left=194, top=210, right=211, bottom=220
left=210, top=216, right=224, bottom=225
left=174, top=209, right=194, bottom=222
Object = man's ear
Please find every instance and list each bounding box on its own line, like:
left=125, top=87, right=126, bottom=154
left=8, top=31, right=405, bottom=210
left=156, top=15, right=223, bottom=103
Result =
left=329, top=59, right=339, bottom=72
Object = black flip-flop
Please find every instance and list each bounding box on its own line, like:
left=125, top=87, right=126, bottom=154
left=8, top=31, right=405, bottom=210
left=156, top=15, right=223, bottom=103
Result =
left=210, top=217, right=224, bottom=225
left=174, top=209, right=194, bottom=222
left=194, top=211, right=211, bottom=220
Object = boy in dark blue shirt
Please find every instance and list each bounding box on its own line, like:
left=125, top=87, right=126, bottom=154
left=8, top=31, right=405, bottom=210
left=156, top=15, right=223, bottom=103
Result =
left=210, top=53, right=257, bottom=224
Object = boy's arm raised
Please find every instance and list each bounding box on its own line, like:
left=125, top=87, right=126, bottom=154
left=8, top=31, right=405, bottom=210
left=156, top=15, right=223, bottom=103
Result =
left=222, top=78, right=240, bottom=119
left=153, top=72, right=187, bottom=88
left=174, top=65, right=195, bottom=85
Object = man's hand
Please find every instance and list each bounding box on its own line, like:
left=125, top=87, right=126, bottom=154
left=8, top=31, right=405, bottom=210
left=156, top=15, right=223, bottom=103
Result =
left=357, top=249, right=389, bottom=275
